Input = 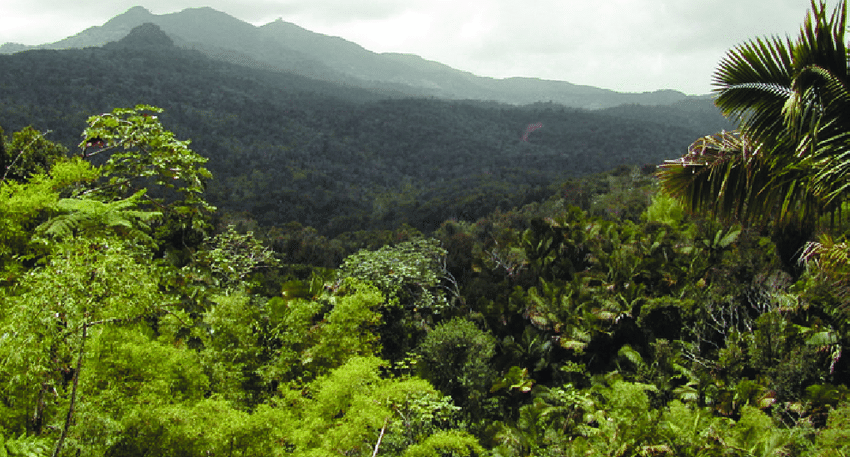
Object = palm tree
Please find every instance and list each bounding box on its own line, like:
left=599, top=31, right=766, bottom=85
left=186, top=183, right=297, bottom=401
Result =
left=659, top=0, right=850, bottom=229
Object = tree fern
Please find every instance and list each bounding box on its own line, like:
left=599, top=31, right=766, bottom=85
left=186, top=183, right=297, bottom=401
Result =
left=36, top=190, right=161, bottom=244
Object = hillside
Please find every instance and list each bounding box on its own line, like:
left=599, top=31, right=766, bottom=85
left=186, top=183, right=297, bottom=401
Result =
left=0, top=23, right=732, bottom=235
left=0, top=6, right=696, bottom=109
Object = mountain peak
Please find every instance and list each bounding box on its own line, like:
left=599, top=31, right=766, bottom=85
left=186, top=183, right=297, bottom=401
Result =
left=126, top=6, right=152, bottom=15
left=106, top=23, right=174, bottom=49
left=104, top=6, right=153, bottom=28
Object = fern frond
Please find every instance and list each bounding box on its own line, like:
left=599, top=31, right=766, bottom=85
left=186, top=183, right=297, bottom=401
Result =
left=36, top=190, right=161, bottom=242
left=618, top=344, right=645, bottom=368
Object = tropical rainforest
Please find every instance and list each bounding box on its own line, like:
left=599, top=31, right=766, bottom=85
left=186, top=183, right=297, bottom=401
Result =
left=2, top=1, right=850, bottom=457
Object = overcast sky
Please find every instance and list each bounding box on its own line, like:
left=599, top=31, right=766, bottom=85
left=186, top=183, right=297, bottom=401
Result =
left=1, top=0, right=818, bottom=94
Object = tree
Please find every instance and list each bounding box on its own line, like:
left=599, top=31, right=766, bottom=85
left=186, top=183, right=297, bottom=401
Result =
left=193, top=225, right=279, bottom=289
left=1, top=126, right=67, bottom=184
left=79, top=105, right=214, bottom=229
left=0, top=110, right=216, bottom=457
left=337, top=238, right=456, bottom=362
left=0, top=236, right=170, bottom=456
left=417, top=318, right=497, bottom=424
left=659, top=1, right=850, bottom=229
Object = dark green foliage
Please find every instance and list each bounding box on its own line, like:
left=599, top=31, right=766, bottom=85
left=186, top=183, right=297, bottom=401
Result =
left=0, top=126, right=67, bottom=184
left=0, top=38, right=725, bottom=236
left=418, top=318, right=497, bottom=423
left=337, top=238, right=456, bottom=362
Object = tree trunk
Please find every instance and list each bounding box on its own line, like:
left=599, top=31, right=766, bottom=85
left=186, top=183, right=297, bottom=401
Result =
left=51, top=323, right=87, bottom=457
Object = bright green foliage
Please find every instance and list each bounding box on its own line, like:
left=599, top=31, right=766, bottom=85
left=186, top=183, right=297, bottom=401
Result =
left=583, top=379, right=661, bottom=456
left=0, top=159, right=99, bottom=272
left=288, top=356, right=387, bottom=454
left=381, top=382, right=463, bottom=452
left=300, top=282, right=383, bottom=371
left=658, top=401, right=732, bottom=456
left=193, top=226, right=279, bottom=288
left=101, top=397, right=283, bottom=457
left=0, top=115, right=217, bottom=456
left=66, top=326, right=209, bottom=456
left=191, top=283, right=383, bottom=405
left=0, top=433, right=50, bottom=457
left=0, top=236, right=169, bottom=456
left=0, top=113, right=490, bottom=457
left=403, top=431, right=485, bottom=457
left=198, top=292, right=265, bottom=405
left=83, top=326, right=209, bottom=406
left=260, top=296, right=326, bottom=383
left=729, top=406, right=809, bottom=456
left=812, top=403, right=850, bottom=455
left=80, top=105, right=214, bottom=225
left=36, top=189, right=161, bottom=244
left=260, top=281, right=384, bottom=384
left=643, top=191, right=686, bottom=228
left=338, top=237, right=449, bottom=311
left=280, top=356, right=474, bottom=457
left=661, top=401, right=807, bottom=457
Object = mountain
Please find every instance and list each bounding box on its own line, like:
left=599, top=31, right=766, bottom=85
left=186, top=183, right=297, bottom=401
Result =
left=0, top=23, right=729, bottom=234
left=1, top=6, right=693, bottom=109
left=103, top=21, right=174, bottom=49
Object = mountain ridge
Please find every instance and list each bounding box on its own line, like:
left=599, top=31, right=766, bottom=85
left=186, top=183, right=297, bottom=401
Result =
left=1, top=6, right=696, bottom=109
left=0, top=26, right=732, bottom=233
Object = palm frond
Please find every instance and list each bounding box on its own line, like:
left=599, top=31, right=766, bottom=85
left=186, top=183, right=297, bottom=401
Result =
left=658, top=131, right=764, bottom=222
left=663, top=1, right=850, bottom=231
left=802, top=68, right=850, bottom=203
left=800, top=234, right=850, bottom=272
left=714, top=36, right=796, bottom=145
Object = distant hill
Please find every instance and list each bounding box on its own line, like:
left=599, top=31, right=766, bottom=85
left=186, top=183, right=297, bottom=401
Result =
left=1, top=6, right=698, bottom=109
left=1, top=23, right=731, bottom=235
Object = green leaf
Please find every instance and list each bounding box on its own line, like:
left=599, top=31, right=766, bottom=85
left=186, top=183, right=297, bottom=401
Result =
left=717, top=228, right=741, bottom=248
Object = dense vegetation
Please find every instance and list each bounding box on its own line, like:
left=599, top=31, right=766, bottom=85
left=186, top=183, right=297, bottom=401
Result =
left=3, top=2, right=850, bottom=456
left=2, top=104, right=849, bottom=456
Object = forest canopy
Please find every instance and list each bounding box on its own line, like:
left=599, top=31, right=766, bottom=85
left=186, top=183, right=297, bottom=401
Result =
left=2, top=2, right=850, bottom=456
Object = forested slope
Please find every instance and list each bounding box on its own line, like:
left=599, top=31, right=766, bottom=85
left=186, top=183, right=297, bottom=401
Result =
left=1, top=6, right=693, bottom=109
left=0, top=23, right=730, bottom=235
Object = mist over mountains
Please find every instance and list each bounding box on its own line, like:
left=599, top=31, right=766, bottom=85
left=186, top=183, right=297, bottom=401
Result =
left=2, top=6, right=697, bottom=109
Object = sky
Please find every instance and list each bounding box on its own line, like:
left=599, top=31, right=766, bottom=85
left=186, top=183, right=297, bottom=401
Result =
left=0, top=0, right=820, bottom=95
